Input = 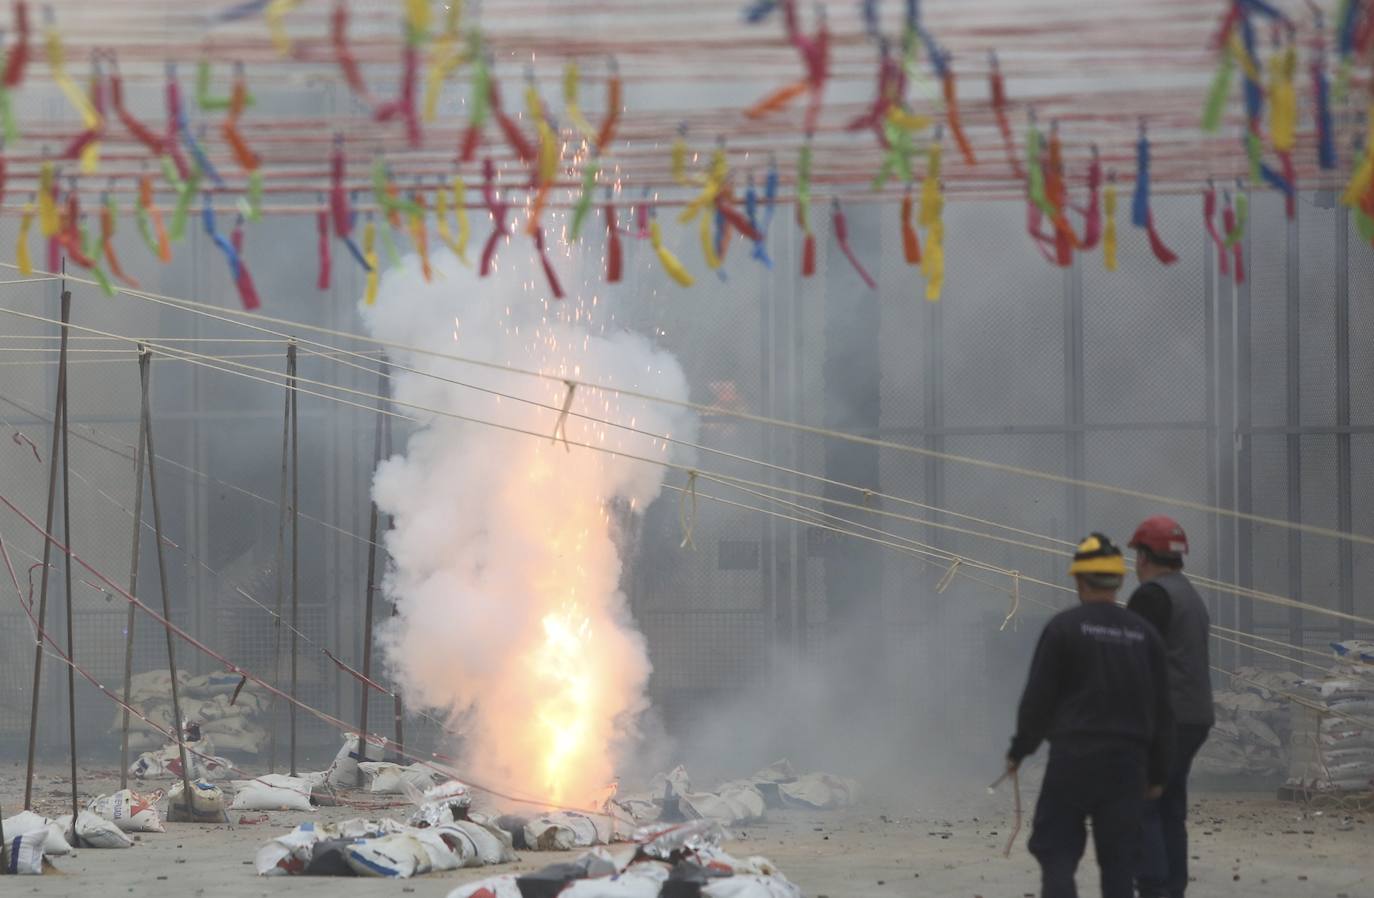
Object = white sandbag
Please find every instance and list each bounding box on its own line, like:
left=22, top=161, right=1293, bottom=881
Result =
left=777, top=773, right=857, bottom=810
left=446, top=874, right=523, bottom=898
left=1, top=811, right=72, bottom=856
left=1, top=827, right=48, bottom=874
left=254, top=821, right=339, bottom=876
left=231, top=774, right=314, bottom=812
left=54, top=811, right=134, bottom=848
left=524, top=811, right=610, bottom=850
left=648, top=765, right=691, bottom=799
left=424, top=819, right=517, bottom=867
left=87, top=788, right=166, bottom=833
left=749, top=759, right=797, bottom=783
left=680, top=792, right=744, bottom=825
left=359, top=761, right=438, bottom=794
left=326, top=734, right=387, bottom=786
left=166, top=778, right=228, bottom=822
left=344, top=831, right=430, bottom=878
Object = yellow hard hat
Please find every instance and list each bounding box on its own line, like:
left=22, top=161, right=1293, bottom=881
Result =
left=1069, top=532, right=1126, bottom=577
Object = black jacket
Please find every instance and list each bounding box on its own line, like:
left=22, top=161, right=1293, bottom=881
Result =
left=1127, top=571, right=1216, bottom=727
left=1008, top=601, right=1174, bottom=785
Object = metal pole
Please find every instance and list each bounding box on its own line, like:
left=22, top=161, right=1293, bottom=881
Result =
left=119, top=348, right=151, bottom=790
left=1235, top=202, right=1254, bottom=665
left=23, top=287, right=72, bottom=810
left=268, top=343, right=294, bottom=773
left=1284, top=208, right=1302, bottom=663
left=289, top=344, right=300, bottom=777
left=1064, top=256, right=1086, bottom=540
left=386, top=407, right=404, bottom=753
left=1334, top=204, right=1354, bottom=639
left=58, top=277, right=80, bottom=833
left=356, top=360, right=388, bottom=785
left=141, top=350, right=196, bottom=815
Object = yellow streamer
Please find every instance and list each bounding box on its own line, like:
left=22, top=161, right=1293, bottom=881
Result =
left=698, top=212, right=720, bottom=270
left=671, top=132, right=689, bottom=185
left=16, top=202, right=34, bottom=275
left=423, top=5, right=466, bottom=124
left=409, top=206, right=432, bottom=282
left=563, top=62, right=597, bottom=142
left=38, top=164, right=59, bottom=237
left=452, top=176, right=470, bottom=265
left=678, top=145, right=727, bottom=225
left=435, top=188, right=464, bottom=258
left=1268, top=46, right=1296, bottom=153
left=1103, top=182, right=1118, bottom=271
left=923, top=218, right=944, bottom=301
left=650, top=219, right=694, bottom=287
left=919, top=143, right=942, bottom=227
left=1227, top=31, right=1260, bottom=84
left=404, top=0, right=431, bottom=39
left=362, top=220, right=379, bottom=305
left=887, top=107, right=933, bottom=132
left=46, top=24, right=101, bottom=172
left=265, top=0, right=300, bottom=55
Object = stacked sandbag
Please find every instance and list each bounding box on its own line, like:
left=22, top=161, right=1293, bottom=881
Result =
left=114, top=669, right=268, bottom=757
left=1, top=810, right=74, bottom=870
left=1195, top=667, right=1296, bottom=779
left=447, top=820, right=801, bottom=898
left=1286, top=647, right=1374, bottom=793
left=609, top=760, right=852, bottom=828
left=254, top=815, right=515, bottom=877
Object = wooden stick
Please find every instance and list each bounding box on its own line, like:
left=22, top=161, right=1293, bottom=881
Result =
left=118, top=347, right=150, bottom=790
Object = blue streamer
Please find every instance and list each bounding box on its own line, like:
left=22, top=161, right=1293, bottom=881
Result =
left=343, top=207, right=372, bottom=272
left=1238, top=0, right=1288, bottom=22
left=745, top=179, right=772, bottom=269
left=1338, top=0, right=1362, bottom=58
left=1259, top=160, right=1294, bottom=198
left=862, top=0, right=881, bottom=40
left=714, top=207, right=729, bottom=282
left=741, top=0, right=778, bottom=23
left=1315, top=65, right=1336, bottom=170
left=202, top=194, right=241, bottom=282
left=178, top=109, right=226, bottom=187
left=1238, top=14, right=1263, bottom=122
left=210, top=0, right=270, bottom=23
left=1132, top=135, right=1150, bottom=229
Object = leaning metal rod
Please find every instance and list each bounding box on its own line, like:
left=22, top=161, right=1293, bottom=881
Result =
left=23, top=285, right=71, bottom=811
left=385, top=405, right=404, bottom=755
left=141, top=349, right=196, bottom=817
left=59, top=281, right=80, bottom=834
left=268, top=343, right=293, bottom=773
left=288, top=342, right=300, bottom=778
left=118, top=347, right=151, bottom=790
left=356, top=359, right=388, bottom=785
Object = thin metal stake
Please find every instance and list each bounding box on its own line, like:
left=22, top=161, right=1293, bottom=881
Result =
left=385, top=407, right=404, bottom=754
left=268, top=343, right=294, bottom=773
left=356, top=359, right=388, bottom=785
left=288, top=343, right=300, bottom=777
left=59, top=284, right=80, bottom=834
left=141, top=350, right=196, bottom=816
left=23, top=286, right=72, bottom=810
left=119, top=348, right=151, bottom=790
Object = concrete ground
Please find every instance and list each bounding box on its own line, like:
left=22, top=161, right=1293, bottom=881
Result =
left=3, top=766, right=1371, bottom=897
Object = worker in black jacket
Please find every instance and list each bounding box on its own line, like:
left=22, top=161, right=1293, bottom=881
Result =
left=1126, top=516, right=1214, bottom=898
left=1006, top=533, right=1174, bottom=898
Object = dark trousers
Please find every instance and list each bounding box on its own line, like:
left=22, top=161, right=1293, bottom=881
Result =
left=1137, top=723, right=1210, bottom=898
left=1028, top=742, right=1146, bottom=898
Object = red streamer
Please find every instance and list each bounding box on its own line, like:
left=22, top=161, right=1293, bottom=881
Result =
left=801, top=231, right=815, bottom=277
left=3, top=1, right=29, bottom=89
left=900, top=191, right=920, bottom=264
left=373, top=41, right=420, bottom=148
left=1222, top=199, right=1244, bottom=284
left=57, top=193, right=96, bottom=269
left=1202, top=185, right=1228, bottom=276
left=479, top=158, right=509, bottom=277
left=111, top=69, right=164, bottom=155
left=315, top=209, right=331, bottom=290
left=164, top=70, right=190, bottom=181
left=62, top=71, right=104, bottom=161
left=1075, top=151, right=1102, bottom=250
left=532, top=226, right=564, bottom=299
left=605, top=203, right=623, bottom=282
left=331, top=1, right=371, bottom=102
left=488, top=79, right=535, bottom=164
left=1145, top=213, right=1178, bottom=265
left=831, top=199, right=876, bottom=289
left=989, top=54, right=1023, bottom=179
left=595, top=59, right=622, bottom=153
left=942, top=71, right=976, bottom=167
left=715, top=198, right=762, bottom=243
left=329, top=138, right=350, bottom=236
left=1279, top=150, right=1295, bottom=220
left=230, top=217, right=261, bottom=310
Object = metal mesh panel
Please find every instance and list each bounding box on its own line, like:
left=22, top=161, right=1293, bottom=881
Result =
left=641, top=610, right=767, bottom=692
left=1351, top=216, right=1374, bottom=424
left=1247, top=194, right=1289, bottom=428
left=1083, top=195, right=1208, bottom=425
left=1297, top=202, right=1338, bottom=427
left=1246, top=435, right=1290, bottom=630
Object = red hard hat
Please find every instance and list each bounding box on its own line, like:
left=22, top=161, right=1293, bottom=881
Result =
left=1129, top=515, right=1189, bottom=559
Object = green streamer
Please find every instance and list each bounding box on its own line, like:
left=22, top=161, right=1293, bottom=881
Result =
left=1244, top=132, right=1262, bottom=183
left=379, top=219, right=401, bottom=266
left=1201, top=48, right=1233, bottom=133
left=1026, top=126, right=1056, bottom=218
left=80, top=221, right=116, bottom=296
left=1356, top=208, right=1374, bottom=244
left=236, top=169, right=263, bottom=221
left=569, top=158, right=599, bottom=241
left=1226, top=192, right=1247, bottom=247
left=169, top=162, right=201, bottom=242
left=797, top=142, right=813, bottom=232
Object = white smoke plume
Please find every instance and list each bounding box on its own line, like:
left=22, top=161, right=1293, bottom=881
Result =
left=362, top=248, right=696, bottom=806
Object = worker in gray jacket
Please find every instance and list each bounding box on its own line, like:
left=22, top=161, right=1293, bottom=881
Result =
left=1126, top=516, right=1214, bottom=898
